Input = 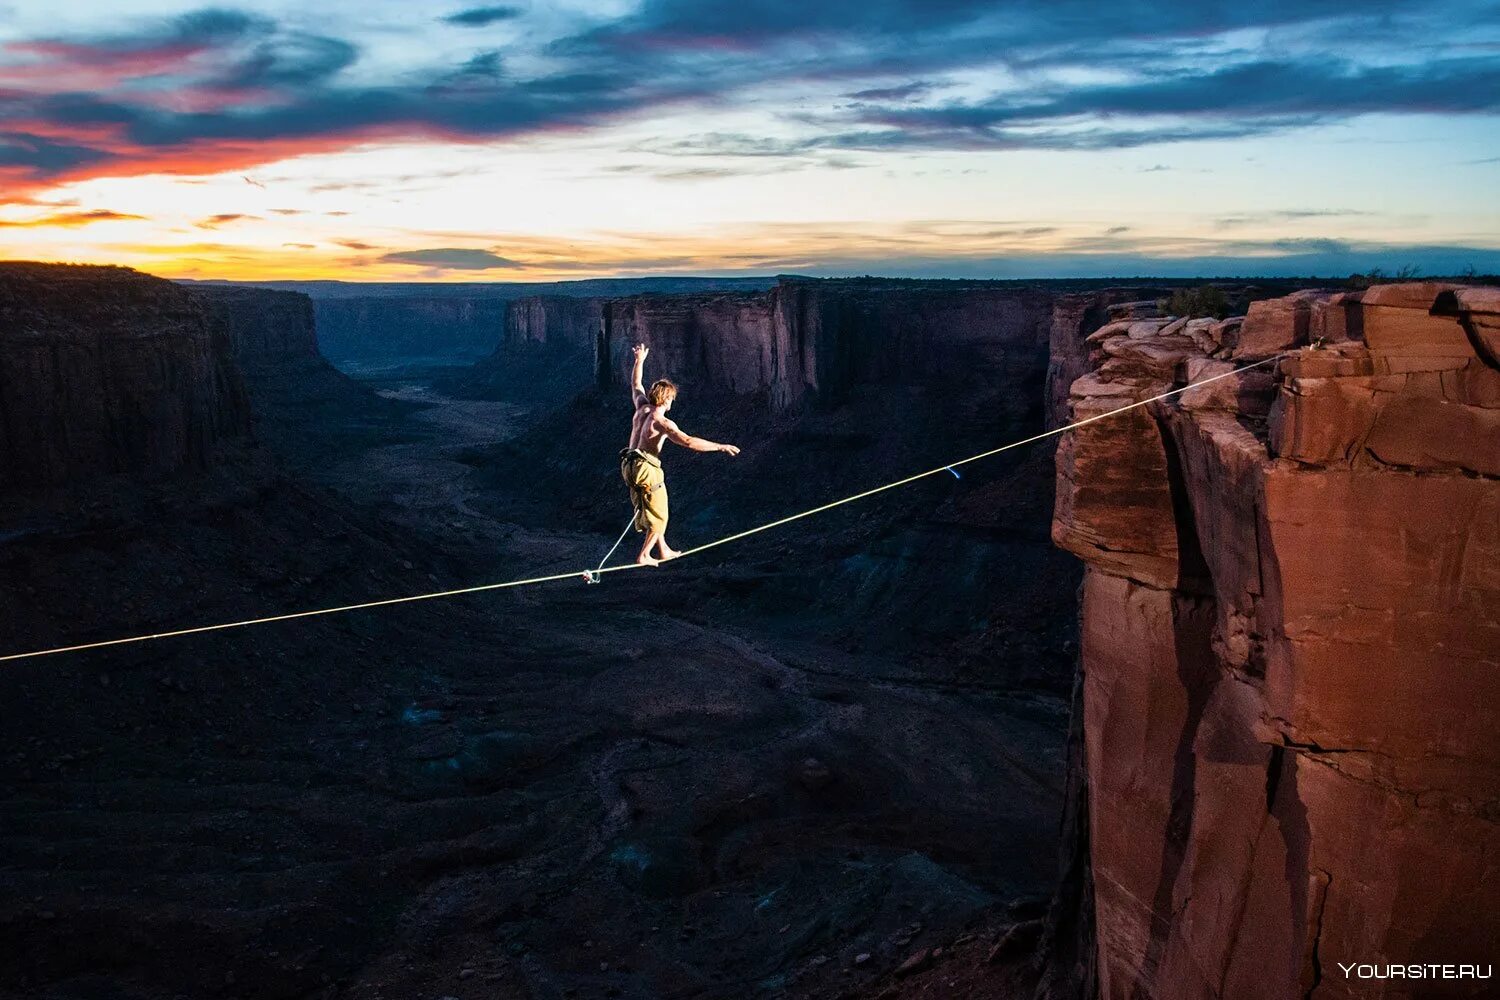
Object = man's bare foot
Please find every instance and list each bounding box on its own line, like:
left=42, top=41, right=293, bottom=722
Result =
left=636, top=554, right=660, bottom=567
left=658, top=546, right=682, bottom=561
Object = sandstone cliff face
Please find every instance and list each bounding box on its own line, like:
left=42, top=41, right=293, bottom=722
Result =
left=1047, top=289, right=1172, bottom=429
left=505, top=295, right=601, bottom=351
left=0, top=263, right=250, bottom=489
left=1052, top=284, right=1500, bottom=998
left=447, top=296, right=602, bottom=405
left=190, top=286, right=318, bottom=367
left=599, top=278, right=1055, bottom=412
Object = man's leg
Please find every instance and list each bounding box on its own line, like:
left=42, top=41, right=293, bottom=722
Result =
left=636, top=529, right=661, bottom=566
left=655, top=524, right=680, bottom=561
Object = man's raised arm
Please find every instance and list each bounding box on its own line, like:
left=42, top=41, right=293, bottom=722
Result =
left=630, top=343, right=649, bottom=408
left=656, top=415, right=740, bottom=456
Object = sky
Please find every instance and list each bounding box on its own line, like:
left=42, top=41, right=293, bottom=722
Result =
left=1, top=1, right=1498, bottom=281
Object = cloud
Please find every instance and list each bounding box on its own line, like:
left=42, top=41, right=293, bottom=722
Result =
left=195, top=212, right=260, bottom=228
left=379, top=247, right=522, bottom=269
left=444, top=7, right=524, bottom=28
left=0, top=207, right=142, bottom=227
left=0, top=0, right=1495, bottom=203
left=846, top=81, right=931, bottom=102
left=1214, top=209, right=1372, bottom=228
left=335, top=238, right=378, bottom=250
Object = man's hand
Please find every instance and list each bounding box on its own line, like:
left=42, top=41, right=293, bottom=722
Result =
left=720, top=444, right=740, bottom=456
left=632, top=343, right=649, bottom=362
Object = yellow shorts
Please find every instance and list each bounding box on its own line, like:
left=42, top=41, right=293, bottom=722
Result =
left=620, top=449, right=668, bottom=534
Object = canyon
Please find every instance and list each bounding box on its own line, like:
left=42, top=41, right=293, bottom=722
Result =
left=0, top=266, right=1077, bottom=999
left=184, top=277, right=778, bottom=370
left=1, top=263, right=1494, bottom=1000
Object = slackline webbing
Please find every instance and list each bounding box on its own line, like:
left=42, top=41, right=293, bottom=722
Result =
left=0, top=353, right=1287, bottom=664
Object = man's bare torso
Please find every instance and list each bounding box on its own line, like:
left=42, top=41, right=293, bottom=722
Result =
left=628, top=404, right=668, bottom=456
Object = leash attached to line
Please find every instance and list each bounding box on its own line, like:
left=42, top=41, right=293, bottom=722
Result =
left=586, top=519, right=635, bottom=584
left=0, top=353, right=1287, bottom=665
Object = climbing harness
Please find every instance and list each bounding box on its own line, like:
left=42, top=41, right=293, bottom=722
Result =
left=0, top=353, right=1288, bottom=664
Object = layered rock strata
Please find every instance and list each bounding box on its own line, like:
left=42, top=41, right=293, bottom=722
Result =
left=0, top=263, right=250, bottom=488
left=1052, top=284, right=1500, bottom=998
left=598, top=278, right=1056, bottom=412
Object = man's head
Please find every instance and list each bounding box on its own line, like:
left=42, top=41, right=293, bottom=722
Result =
left=648, top=379, right=677, bottom=410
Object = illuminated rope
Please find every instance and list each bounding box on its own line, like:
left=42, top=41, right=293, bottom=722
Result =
left=0, top=353, right=1286, bottom=664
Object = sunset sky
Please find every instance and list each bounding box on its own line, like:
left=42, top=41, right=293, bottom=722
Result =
left=2, top=1, right=1498, bottom=281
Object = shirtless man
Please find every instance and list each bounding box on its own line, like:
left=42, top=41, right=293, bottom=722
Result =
left=621, top=343, right=739, bottom=566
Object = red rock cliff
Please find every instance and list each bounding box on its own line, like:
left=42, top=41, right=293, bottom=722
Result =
left=1051, top=284, right=1500, bottom=998
left=0, top=263, right=251, bottom=488
left=598, top=278, right=1055, bottom=412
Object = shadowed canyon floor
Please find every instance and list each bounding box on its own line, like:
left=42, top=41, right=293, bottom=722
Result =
left=1, top=356, right=1071, bottom=999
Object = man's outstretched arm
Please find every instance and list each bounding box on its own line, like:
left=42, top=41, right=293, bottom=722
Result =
left=630, top=343, right=649, bottom=408
left=656, top=415, right=740, bottom=455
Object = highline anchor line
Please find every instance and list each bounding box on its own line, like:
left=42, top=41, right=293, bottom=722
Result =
left=0, top=353, right=1289, bottom=664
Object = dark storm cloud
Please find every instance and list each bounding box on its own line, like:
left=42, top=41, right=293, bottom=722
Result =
left=444, top=7, right=524, bottom=28
left=379, top=247, right=522, bottom=269
left=828, top=57, right=1500, bottom=150
left=0, top=131, right=111, bottom=171
left=1, top=1, right=1497, bottom=195
left=212, top=31, right=358, bottom=89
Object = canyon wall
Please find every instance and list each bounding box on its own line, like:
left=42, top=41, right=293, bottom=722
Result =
left=1051, top=284, right=1500, bottom=998
left=297, top=279, right=776, bottom=367
left=313, top=295, right=507, bottom=365
left=598, top=278, right=1056, bottom=412
left=505, top=294, right=602, bottom=351
left=190, top=286, right=319, bottom=368
left=1047, top=289, right=1170, bottom=429
left=0, top=263, right=250, bottom=489
left=445, top=295, right=602, bottom=405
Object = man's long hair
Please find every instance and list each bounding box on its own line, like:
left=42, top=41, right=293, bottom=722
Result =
left=648, top=379, right=677, bottom=406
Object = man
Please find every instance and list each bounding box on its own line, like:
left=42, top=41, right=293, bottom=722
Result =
left=621, top=343, right=739, bottom=566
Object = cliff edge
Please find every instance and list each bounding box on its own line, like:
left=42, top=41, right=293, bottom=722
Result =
left=1050, top=283, right=1499, bottom=998
left=0, top=263, right=250, bottom=489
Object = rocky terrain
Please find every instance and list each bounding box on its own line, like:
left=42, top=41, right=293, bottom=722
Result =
left=1048, top=283, right=1500, bottom=998
left=6, top=263, right=1491, bottom=1000
left=1, top=265, right=1080, bottom=1000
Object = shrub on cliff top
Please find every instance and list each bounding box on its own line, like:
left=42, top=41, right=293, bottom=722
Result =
left=1157, top=285, right=1230, bottom=319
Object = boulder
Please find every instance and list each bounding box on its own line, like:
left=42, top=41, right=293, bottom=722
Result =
left=1233, top=289, right=1334, bottom=359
